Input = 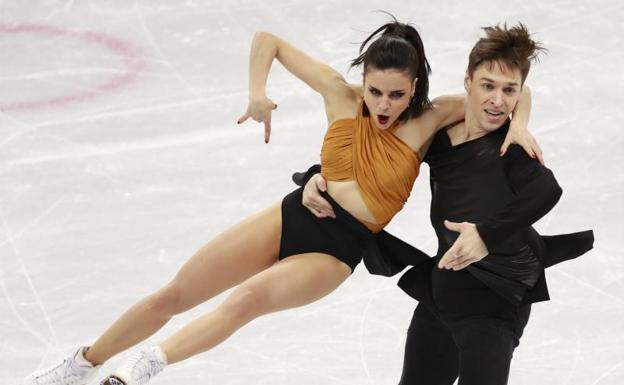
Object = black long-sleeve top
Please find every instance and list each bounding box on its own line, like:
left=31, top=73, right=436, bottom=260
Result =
left=399, top=122, right=592, bottom=313
left=422, top=122, right=560, bottom=313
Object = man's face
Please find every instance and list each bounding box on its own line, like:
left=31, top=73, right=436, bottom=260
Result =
left=464, top=61, right=523, bottom=131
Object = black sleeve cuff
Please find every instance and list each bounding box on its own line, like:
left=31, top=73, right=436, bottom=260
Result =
left=292, top=164, right=321, bottom=186
left=475, top=222, right=502, bottom=252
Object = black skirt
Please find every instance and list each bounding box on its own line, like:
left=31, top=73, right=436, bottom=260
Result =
left=279, top=188, right=375, bottom=272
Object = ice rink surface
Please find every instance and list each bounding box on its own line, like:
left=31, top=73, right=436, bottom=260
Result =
left=1, top=1, right=622, bottom=384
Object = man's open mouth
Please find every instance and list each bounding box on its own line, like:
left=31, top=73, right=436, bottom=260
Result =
left=485, top=109, right=504, bottom=117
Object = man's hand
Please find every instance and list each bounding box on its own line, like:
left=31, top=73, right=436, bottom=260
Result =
left=302, top=174, right=335, bottom=218
left=438, top=220, right=489, bottom=271
left=238, top=96, right=278, bottom=143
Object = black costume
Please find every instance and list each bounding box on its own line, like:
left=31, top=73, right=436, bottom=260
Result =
left=394, top=123, right=591, bottom=385
left=280, top=188, right=375, bottom=271
left=293, top=121, right=593, bottom=385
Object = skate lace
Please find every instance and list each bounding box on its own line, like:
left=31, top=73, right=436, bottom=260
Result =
left=124, top=350, right=162, bottom=385
left=33, top=357, right=87, bottom=385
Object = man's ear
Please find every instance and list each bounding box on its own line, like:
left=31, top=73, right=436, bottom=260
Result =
left=464, top=71, right=471, bottom=93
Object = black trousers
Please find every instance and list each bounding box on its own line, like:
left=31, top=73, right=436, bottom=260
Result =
left=398, top=303, right=531, bottom=385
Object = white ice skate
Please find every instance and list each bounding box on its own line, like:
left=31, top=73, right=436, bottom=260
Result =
left=99, top=346, right=167, bottom=385
left=23, top=347, right=100, bottom=385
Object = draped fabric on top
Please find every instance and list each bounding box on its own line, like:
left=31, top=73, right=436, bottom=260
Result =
left=320, top=102, right=420, bottom=233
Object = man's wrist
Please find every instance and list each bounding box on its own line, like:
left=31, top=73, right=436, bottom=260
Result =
left=475, top=222, right=497, bottom=251
left=292, top=164, right=322, bottom=186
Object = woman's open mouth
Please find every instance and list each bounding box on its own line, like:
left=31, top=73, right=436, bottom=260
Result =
left=377, top=114, right=390, bottom=125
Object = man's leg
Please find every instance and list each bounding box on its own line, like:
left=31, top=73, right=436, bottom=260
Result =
left=398, top=304, right=459, bottom=385
left=450, top=305, right=531, bottom=385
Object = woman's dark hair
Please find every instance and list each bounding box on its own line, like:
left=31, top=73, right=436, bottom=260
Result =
left=351, top=14, right=432, bottom=120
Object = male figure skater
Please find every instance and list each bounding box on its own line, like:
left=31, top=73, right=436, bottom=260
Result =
left=296, top=23, right=593, bottom=385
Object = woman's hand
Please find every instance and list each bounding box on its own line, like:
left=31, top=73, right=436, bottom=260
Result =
left=238, top=96, right=278, bottom=143
left=500, top=85, right=544, bottom=164
left=501, top=123, right=544, bottom=165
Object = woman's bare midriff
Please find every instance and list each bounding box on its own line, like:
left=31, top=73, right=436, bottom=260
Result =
left=326, top=180, right=380, bottom=225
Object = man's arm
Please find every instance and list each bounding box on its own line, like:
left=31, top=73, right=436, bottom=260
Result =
left=292, top=165, right=337, bottom=218
left=476, top=144, right=562, bottom=249
left=439, top=144, right=562, bottom=270
left=292, top=164, right=321, bottom=187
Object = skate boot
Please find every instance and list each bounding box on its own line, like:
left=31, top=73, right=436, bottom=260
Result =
left=99, top=346, right=167, bottom=385
left=23, top=347, right=100, bottom=385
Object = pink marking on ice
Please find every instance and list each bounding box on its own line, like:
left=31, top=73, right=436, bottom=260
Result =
left=0, top=22, right=146, bottom=111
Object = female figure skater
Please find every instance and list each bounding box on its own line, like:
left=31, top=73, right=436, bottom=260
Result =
left=24, top=18, right=537, bottom=385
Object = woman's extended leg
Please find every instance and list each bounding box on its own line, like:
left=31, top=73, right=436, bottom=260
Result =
left=159, top=252, right=352, bottom=364
left=84, top=202, right=283, bottom=365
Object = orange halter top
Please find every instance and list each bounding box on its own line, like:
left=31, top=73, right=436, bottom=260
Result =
left=320, top=102, right=421, bottom=233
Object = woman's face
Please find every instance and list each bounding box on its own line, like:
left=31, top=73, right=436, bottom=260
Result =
left=363, top=68, right=416, bottom=130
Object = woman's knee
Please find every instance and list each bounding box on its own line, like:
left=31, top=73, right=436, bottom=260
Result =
left=221, top=286, right=270, bottom=322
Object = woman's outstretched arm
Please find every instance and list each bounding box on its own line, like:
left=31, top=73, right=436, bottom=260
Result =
left=239, top=32, right=353, bottom=142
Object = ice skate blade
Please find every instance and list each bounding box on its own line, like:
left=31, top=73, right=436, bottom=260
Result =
left=100, top=377, right=126, bottom=385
